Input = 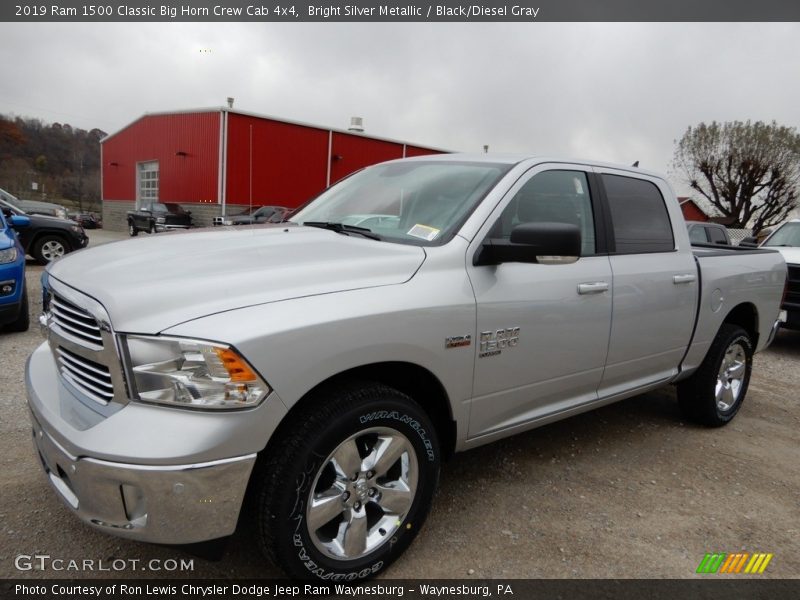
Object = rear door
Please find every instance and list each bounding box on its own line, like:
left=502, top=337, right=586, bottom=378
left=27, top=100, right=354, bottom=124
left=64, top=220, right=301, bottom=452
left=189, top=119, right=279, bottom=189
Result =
left=597, top=170, right=698, bottom=396
left=466, top=165, right=613, bottom=439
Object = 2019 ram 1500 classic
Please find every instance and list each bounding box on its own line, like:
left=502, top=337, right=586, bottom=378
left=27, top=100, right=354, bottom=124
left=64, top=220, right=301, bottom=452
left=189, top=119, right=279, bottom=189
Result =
left=26, top=155, right=786, bottom=580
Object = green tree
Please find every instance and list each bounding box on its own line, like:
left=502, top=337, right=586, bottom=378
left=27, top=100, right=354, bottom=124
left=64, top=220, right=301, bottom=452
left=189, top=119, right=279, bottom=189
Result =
left=673, top=120, right=800, bottom=233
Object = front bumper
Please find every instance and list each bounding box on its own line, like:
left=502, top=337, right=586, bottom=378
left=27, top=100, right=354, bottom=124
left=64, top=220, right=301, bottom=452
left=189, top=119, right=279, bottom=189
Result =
left=155, top=224, right=191, bottom=233
left=30, top=410, right=255, bottom=544
left=24, top=343, right=290, bottom=545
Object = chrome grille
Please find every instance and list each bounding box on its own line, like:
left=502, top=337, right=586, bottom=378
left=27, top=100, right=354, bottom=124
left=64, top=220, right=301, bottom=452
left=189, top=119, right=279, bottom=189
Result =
left=51, top=293, right=104, bottom=347
left=55, top=346, right=114, bottom=405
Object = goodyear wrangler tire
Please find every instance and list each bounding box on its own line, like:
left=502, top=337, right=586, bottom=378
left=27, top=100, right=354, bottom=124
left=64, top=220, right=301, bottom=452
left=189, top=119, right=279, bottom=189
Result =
left=256, top=382, right=440, bottom=580
left=677, top=324, right=753, bottom=427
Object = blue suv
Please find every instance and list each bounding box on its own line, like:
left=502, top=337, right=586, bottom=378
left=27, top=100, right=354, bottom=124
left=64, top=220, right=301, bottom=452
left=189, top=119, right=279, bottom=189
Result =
left=0, top=209, right=30, bottom=332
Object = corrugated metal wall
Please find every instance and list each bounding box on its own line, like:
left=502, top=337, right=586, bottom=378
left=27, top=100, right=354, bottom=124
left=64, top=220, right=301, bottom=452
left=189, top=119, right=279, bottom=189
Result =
left=103, top=110, right=445, bottom=213
left=103, top=112, right=220, bottom=204
left=225, top=113, right=329, bottom=207
left=329, top=132, right=405, bottom=185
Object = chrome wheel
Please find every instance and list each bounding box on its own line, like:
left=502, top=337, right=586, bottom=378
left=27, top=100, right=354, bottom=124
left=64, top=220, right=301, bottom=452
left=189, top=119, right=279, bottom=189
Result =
left=715, top=342, right=746, bottom=412
left=40, top=240, right=66, bottom=261
left=306, top=427, right=418, bottom=561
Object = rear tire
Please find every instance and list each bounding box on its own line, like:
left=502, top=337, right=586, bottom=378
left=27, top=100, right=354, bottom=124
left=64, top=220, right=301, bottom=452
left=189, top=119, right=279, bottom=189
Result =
left=255, top=381, right=440, bottom=580
left=677, top=324, right=753, bottom=427
left=4, top=285, right=29, bottom=332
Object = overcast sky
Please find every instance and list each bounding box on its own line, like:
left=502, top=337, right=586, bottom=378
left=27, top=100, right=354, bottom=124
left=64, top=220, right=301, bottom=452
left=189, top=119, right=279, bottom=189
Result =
left=1, top=22, right=798, bottom=193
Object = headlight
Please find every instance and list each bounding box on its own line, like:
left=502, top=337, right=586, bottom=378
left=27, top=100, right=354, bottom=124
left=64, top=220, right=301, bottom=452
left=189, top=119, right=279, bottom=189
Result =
left=125, top=335, right=270, bottom=410
left=70, top=225, right=83, bottom=234
left=156, top=217, right=166, bottom=223
left=0, top=247, right=17, bottom=264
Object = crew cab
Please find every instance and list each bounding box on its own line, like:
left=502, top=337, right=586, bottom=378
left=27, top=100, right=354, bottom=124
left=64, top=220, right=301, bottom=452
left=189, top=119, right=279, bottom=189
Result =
left=0, top=199, right=88, bottom=264
left=26, top=155, right=786, bottom=581
left=127, top=202, right=192, bottom=236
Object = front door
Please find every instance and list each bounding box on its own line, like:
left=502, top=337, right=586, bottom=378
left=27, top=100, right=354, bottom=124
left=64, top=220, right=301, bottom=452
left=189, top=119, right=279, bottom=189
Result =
left=466, top=166, right=612, bottom=439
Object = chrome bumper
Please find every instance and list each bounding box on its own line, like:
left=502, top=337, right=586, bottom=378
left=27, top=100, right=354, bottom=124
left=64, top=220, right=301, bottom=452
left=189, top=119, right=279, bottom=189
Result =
left=30, top=410, right=255, bottom=544
left=155, top=224, right=191, bottom=232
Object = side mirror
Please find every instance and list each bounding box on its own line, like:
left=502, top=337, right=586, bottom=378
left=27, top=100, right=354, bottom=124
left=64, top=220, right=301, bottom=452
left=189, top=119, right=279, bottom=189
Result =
left=739, top=236, right=759, bottom=247
left=475, top=222, right=581, bottom=266
left=9, top=215, right=30, bottom=229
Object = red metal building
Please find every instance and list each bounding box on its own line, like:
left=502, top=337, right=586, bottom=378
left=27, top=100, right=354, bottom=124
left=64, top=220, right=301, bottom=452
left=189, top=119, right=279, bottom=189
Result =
left=101, top=108, right=446, bottom=229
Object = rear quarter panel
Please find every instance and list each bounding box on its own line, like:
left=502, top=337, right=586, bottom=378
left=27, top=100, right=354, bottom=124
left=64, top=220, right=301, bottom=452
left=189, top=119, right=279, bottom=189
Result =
left=681, top=248, right=786, bottom=372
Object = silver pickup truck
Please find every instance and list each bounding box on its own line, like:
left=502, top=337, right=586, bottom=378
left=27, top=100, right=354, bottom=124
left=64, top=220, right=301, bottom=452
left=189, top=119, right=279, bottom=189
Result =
left=26, top=155, right=786, bottom=580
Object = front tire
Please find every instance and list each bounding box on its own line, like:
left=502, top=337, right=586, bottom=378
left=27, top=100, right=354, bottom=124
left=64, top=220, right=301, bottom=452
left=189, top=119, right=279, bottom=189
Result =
left=128, top=221, right=138, bottom=236
left=256, top=382, right=440, bottom=580
left=677, top=324, right=753, bottom=427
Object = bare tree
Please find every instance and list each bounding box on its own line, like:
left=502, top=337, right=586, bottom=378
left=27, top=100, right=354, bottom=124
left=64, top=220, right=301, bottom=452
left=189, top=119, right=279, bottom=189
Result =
left=673, top=120, right=800, bottom=234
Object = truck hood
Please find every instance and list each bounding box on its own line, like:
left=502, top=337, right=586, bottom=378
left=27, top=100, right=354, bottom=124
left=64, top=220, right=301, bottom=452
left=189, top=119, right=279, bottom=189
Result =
left=770, top=246, right=800, bottom=266
left=48, top=225, right=426, bottom=333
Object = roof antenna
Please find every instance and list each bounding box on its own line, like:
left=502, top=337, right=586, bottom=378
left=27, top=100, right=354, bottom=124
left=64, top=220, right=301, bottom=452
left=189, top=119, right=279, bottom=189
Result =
left=632, top=160, right=639, bottom=167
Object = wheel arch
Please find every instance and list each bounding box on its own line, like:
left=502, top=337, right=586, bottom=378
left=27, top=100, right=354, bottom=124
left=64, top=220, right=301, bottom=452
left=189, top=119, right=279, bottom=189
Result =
left=721, top=302, right=758, bottom=347
left=266, top=361, right=457, bottom=460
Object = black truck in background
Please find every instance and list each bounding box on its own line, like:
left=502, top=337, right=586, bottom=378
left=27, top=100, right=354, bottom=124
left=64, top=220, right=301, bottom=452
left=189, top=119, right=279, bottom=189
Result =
left=127, top=202, right=193, bottom=236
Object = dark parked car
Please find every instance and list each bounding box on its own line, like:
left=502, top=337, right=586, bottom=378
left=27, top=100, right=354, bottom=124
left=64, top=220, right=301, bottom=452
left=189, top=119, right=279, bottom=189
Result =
left=0, top=187, right=69, bottom=220
left=70, top=212, right=101, bottom=229
left=0, top=199, right=89, bottom=264
left=687, top=221, right=732, bottom=245
left=216, top=205, right=288, bottom=226
left=127, top=202, right=193, bottom=236
left=0, top=209, right=30, bottom=332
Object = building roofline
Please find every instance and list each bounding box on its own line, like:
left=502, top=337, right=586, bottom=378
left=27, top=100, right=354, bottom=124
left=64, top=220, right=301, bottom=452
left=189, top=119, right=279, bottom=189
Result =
left=100, top=106, right=452, bottom=152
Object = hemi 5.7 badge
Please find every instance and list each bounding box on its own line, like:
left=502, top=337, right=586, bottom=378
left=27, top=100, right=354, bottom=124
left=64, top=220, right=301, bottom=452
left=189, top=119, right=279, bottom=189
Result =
left=479, top=327, right=520, bottom=358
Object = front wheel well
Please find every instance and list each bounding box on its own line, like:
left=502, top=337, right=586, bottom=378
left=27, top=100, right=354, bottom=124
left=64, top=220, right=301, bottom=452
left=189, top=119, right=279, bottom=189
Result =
left=268, top=362, right=457, bottom=460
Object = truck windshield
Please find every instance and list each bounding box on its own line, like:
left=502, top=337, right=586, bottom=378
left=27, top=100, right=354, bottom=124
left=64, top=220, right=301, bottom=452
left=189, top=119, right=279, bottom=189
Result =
left=290, top=161, right=511, bottom=246
left=763, top=222, right=800, bottom=248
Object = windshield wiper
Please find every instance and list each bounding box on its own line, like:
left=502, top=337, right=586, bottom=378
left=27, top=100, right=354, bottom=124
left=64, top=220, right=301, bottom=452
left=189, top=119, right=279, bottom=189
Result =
left=303, top=221, right=382, bottom=241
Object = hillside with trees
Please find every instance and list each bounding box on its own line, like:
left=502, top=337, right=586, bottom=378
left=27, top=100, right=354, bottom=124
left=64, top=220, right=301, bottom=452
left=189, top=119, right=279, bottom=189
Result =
left=0, top=114, right=106, bottom=212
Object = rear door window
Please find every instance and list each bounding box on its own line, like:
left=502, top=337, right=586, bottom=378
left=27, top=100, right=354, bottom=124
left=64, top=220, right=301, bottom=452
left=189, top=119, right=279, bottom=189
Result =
left=602, top=174, right=674, bottom=253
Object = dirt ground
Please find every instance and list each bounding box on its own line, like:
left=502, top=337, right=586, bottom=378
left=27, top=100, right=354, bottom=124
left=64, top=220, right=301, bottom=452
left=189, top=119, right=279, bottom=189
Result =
left=1, top=230, right=798, bottom=579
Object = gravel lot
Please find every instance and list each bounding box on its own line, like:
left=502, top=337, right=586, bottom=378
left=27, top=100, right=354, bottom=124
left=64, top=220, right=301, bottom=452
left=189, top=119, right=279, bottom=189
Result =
left=1, top=229, right=798, bottom=579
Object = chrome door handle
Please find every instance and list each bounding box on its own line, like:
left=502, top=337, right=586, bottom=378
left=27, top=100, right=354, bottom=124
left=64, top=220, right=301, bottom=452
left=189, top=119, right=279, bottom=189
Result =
left=578, top=282, right=609, bottom=295
left=673, top=274, right=696, bottom=284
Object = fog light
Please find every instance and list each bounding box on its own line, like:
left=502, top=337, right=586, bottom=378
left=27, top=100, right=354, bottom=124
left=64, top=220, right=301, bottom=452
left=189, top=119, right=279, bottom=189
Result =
left=0, top=282, right=15, bottom=296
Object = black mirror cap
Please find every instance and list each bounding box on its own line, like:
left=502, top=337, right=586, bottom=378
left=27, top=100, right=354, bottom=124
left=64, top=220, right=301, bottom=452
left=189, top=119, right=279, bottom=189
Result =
left=475, top=222, right=582, bottom=266
left=739, top=236, right=759, bottom=247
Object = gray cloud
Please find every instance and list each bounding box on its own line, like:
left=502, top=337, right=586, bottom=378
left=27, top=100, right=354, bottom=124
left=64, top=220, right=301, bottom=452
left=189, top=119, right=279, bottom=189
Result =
left=1, top=22, right=798, bottom=192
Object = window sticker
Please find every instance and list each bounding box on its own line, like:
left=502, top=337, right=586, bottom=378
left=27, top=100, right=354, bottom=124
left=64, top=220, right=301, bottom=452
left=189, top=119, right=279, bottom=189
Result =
left=407, top=224, right=440, bottom=241
left=573, top=177, right=584, bottom=195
